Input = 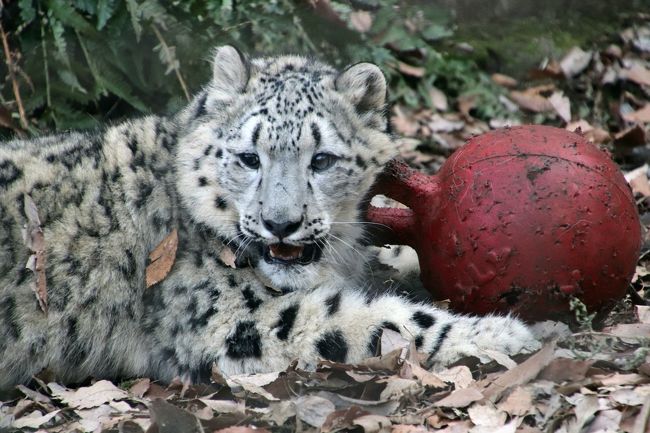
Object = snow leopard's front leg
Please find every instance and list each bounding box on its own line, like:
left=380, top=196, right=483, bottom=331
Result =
left=217, top=285, right=541, bottom=373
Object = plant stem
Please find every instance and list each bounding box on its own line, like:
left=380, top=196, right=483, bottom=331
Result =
left=151, top=23, right=190, bottom=102
left=0, top=20, right=28, bottom=129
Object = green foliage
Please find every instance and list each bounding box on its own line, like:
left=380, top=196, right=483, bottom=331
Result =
left=0, top=0, right=506, bottom=135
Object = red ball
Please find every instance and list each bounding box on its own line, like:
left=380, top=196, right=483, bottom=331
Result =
left=369, top=125, right=641, bottom=321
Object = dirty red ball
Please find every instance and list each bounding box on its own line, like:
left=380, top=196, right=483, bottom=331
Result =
left=368, top=125, right=641, bottom=321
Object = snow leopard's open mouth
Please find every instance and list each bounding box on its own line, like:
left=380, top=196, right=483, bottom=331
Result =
left=263, top=243, right=321, bottom=265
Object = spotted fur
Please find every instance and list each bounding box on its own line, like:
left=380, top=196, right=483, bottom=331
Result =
left=0, top=47, right=539, bottom=389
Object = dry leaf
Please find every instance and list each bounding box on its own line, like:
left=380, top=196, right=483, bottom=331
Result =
left=625, top=164, right=650, bottom=197
left=428, top=114, right=465, bottom=132
left=198, top=399, right=245, bottom=414
left=400, top=360, right=447, bottom=388
left=12, top=410, right=61, bottom=429
left=622, top=64, right=650, bottom=87
left=322, top=406, right=371, bottom=433
left=539, top=358, right=593, bottom=383
left=391, top=106, right=419, bottom=137
left=214, top=427, right=271, bottom=433
left=149, top=398, right=203, bottom=433
left=549, top=91, right=571, bottom=123
left=637, top=306, right=650, bottom=324
left=594, top=373, right=648, bottom=386
left=350, top=11, right=372, bottom=33
left=381, top=328, right=409, bottom=356
left=293, top=395, right=336, bottom=427
left=128, top=378, right=151, bottom=398
left=353, top=414, right=392, bottom=433
left=429, top=86, right=449, bottom=111
left=481, top=341, right=556, bottom=402
left=560, top=47, right=592, bottom=77
left=218, top=245, right=237, bottom=268
left=435, top=366, right=474, bottom=389
left=497, top=386, right=533, bottom=416
left=49, top=380, right=127, bottom=410
left=479, top=349, right=517, bottom=370
left=227, top=372, right=281, bottom=401
left=21, top=194, right=47, bottom=313
left=146, top=229, right=178, bottom=288
left=397, top=62, right=425, bottom=77
left=623, top=104, right=650, bottom=123
left=509, top=90, right=553, bottom=113
left=467, top=402, right=507, bottom=427
left=614, top=125, right=646, bottom=147
left=491, top=73, right=518, bottom=88
left=602, top=323, right=650, bottom=339
left=434, top=387, right=484, bottom=408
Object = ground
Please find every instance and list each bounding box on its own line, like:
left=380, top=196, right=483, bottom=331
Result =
left=1, top=11, right=650, bottom=433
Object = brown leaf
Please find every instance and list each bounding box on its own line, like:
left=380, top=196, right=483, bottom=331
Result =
left=622, top=64, right=650, bottom=87
left=497, top=387, right=534, bottom=416
left=218, top=246, right=237, bottom=268
left=400, top=360, right=447, bottom=388
left=433, top=387, right=484, bottom=408
left=566, top=120, right=610, bottom=144
left=593, top=373, right=649, bottom=386
left=149, top=398, right=203, bottom=433
left=349, top=11, right=372, bottom=33
left=538, top=358, right=593, bottom=383
left=294, top=395, right=336, bottom=427
left=625, top=165, right=650, bottom=197
left=391, top=106, right=419, bottom=137
left=509, top=90, right=553, bottom=113
left=146, top=229, right=178, bottom=288
left=637, top=306, right=650, bottom=324
left=614, top=125, right=646, bottom=148
left=381, top=328, right=409, bottom=356
left=128, top=378, right=151, bottom=398
left=481, top=340, right=556, bottom=402
left=397, top=62, right=425, bottom=77
left=467, top=402, right=507, bottom=427
left=603, top=323, right=650, bottom=338
left=560, top=47, right=592, bottom=77
left=434, top=366, right=474, bottom=389
left=49, top=380, right=128, bottom=410
left=214, top=428, right=271, bottom=433
left=623, top=104, right=650, bottom=123
left=353, top=414, right=392, bottom=433
left=12, top=410, right=62, bottom=429
left=21, top=194, right=47, bottom=314
left=491, top=73, right=518, bottom=88
left=322, top=406, right=370, bottom=433
left=429, top=86, right=449, bottom=111
left=548, top=91, right=571, bottom=123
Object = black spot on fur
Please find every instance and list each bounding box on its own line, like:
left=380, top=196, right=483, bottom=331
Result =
left=215, top=149, right=223, bottom=159
left=190, top=304, right=217, bottom=330
left=325, top=292, right=341, bottom=316
left=194, top=92, right=208, bottom=118
left=415, top=335, right=424, bottom=349
left=412, top=311, right=435, bottom=329
left=242, top=286, right=263, bottom=312
left=203, top=145, right=214, bottom=156
left=355, top=155, right=367, bottom=169
left=311, top=122, right=321, bottom=147
left=134, top=180, right=154, bottom=208
left=251, top=123, right=262, bottom=147
left=63, top=317, right=88, bottom=364
left=428, top=323, right=452, bottom=361
left=215, top=196, right=228, bottom=210
left=0, top=160, right=22, bottom=187
left=227, top=274, right=237, bottom=287
left=275, top=304, right=299, bottom=341
left=226, top=321, right=262, bottom=359
left=316, top=330, right=348, bottom=363
left=1, top=296, right=20, bottom=341
left=366, top=321, right=400, bottom=356
left=198, top=176, right=208, bottom=187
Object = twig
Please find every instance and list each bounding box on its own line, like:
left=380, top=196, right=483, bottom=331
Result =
left=0, top=20, right=28, bottom=129
left=40, top=6, right=51, bottom=108
left=150, top=24, right=190, bottom=102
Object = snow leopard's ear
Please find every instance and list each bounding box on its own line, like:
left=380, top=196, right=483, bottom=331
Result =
left=211, top=45, right=250, bottom=97
left=335, top=63, right=387, bottom=114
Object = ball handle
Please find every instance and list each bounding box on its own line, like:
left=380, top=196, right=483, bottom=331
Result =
left=366, top=159, right=441, bottom=248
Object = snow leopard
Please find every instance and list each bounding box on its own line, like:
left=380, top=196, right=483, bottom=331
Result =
left=0, top=46, right=540, bottom=389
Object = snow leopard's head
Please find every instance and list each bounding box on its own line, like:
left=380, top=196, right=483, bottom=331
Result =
left=176, top=46, right=393, bottom=291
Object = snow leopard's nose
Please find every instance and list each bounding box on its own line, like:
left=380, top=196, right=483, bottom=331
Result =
left=262, top=217, right=303, bottom=239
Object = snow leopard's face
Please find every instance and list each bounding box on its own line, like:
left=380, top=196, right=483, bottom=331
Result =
left=177, top=46, right=393, bottom=291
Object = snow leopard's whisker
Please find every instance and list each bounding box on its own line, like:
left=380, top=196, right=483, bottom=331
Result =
left=330, top=221, right=391, bottom=229
left=323, top=237, right=345, bottom=267
left=327, top=233, right=367, bottom=262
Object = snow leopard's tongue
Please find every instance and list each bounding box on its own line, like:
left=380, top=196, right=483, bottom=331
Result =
left=268, top=243, right=305, bottom=261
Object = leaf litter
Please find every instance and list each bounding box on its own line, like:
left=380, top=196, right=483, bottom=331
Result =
left=4, top=11, right=650, bottom=433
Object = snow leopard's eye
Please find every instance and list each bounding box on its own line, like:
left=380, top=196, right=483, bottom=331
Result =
left=238, top=152, right=260, bottom=169
left=311, top=152, right=338, bottom=172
